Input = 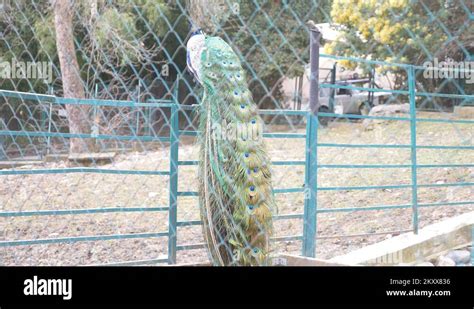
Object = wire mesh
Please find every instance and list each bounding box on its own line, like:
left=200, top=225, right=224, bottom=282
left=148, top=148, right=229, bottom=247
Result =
left=0, top=0, right=472, bottom=266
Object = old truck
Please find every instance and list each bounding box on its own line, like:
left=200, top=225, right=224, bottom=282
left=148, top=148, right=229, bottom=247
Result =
left=318, top=80, right=393, bottom=114
left=316, top=70, right=393, bottom=125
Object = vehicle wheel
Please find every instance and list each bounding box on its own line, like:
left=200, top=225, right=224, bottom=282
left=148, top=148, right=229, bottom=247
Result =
left=359, top=102, right=370, bottom=116
left=318, top=106, right=330, bottom=126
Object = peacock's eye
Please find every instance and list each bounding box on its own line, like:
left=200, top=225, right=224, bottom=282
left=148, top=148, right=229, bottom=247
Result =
left=248, top=205, right=254, bottom=210
left=222, top=61, right=227, bottom=65
left=240, top=104, right=245, bottom=109
left=236, top=74, right=241, bottom=78
left=244, top=153, right=249, bottom=158
left=250, top=186, right=255, bottom=191
left=234, top=90, right=239, bottom=96
left=206, top=62, right=211, bottom=67
left=253, top=167, right=258, bottom=173
left=253, top=248, right=259, bottom=253
left=251, top=119, right=256, bottom=124
left=247, top=169, right=251, bottom=175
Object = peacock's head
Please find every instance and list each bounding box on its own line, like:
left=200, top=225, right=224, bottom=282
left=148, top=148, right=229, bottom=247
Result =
left=186, top=28, right=206, bottom=84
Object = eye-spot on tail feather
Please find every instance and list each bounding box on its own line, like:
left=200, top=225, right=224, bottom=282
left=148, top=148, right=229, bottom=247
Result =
left=197, top=36, right=276, bottom=266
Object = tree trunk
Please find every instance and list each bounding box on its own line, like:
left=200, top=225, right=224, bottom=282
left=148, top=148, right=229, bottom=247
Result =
left=53, top=0, right=94, bottom=153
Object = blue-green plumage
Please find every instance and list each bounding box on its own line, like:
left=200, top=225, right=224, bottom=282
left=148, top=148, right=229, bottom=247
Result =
left=188, top=34, right=276, bottom=266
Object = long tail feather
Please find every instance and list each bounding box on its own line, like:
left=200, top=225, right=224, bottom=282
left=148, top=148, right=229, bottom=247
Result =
left=197, top=36, right=276, bottom=266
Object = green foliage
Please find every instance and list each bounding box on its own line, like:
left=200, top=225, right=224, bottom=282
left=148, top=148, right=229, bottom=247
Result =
left=0, top=1, right=51, bottom=92
left=94, top=9, right=141, bottom=65
left=222, top=0, right=332, bottom=108
left=1, top=0, right=186, bottom=95
left=1, top=0, right=333, bottom=109
left=325, top=0, right=473, bottom=90
left=33, top=14, right=57, bottom=62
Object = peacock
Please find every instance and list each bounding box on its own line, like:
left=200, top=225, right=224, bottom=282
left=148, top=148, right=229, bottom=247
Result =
left=187, top=29, right=276, bottom=266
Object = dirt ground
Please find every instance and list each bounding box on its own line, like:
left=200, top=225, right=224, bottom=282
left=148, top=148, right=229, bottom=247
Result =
left=0, top=111, right=472, bottom=265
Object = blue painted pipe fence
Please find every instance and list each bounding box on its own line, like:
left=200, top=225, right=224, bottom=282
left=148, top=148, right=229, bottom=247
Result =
left=0, top=56, right=472, bottom=265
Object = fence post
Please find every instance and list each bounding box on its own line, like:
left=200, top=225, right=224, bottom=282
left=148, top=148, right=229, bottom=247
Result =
left=136, top=81, right=141, bottom=135
left=408, top=66, right=419, bottom=234
left=302, top=24, right=320, bottom=257
left=46, top=85, right=53, bottom=156
left=329, top=62, right=336, bottom=113
left=168, top=79, right=180, bottom=264
left=0, top=116, right=5, bottom=160
left=39, top=100, right=47, bottom=159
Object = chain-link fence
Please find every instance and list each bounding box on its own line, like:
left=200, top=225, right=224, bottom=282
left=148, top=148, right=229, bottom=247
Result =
left=0, top=0, right=472, bottom=265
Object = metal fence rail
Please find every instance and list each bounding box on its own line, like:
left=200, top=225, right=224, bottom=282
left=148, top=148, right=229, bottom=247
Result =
left=1, top=53, right=472, bottom=264
left=0, top=85, right=317, bottom=264
left=0, top=0, right=472, bottom=265
left=313, top=54, right=473, bottom=247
